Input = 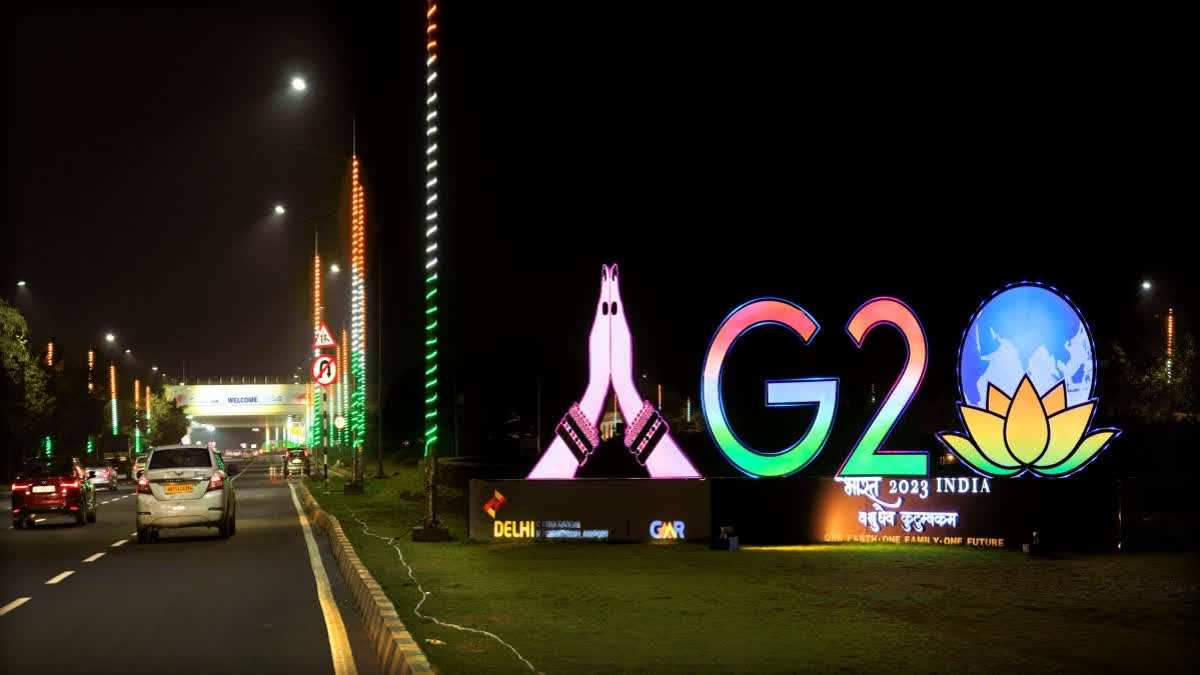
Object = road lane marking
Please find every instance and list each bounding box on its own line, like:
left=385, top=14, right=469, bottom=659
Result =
left=111, top=539, right=128, bottom=547
left=288, top=482, right=357, bottom=675
left=0, top=598, right=30, bottom=616
left=45, top=571, right=74, bottom=584
left=34, top=518, right=46, bottom=523
left=83, top=553, right=106, bottom=562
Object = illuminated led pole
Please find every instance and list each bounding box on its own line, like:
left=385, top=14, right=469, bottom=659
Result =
left=340, top=330, right=350, bottom=445
left=1167, top=307, right=1174, bottom=384
left=88, top=349, right=95, bottom=392
left=110, top=364, right=118, bottom=435
left=134, top=378, right=142, bottom=452
left=46, top=342, right=54, bottom=366
left=311, top=250, right=323, bottom=446
left=422, top=0, right=441, bottom=456
left=350, top=156, right=367, bottom=450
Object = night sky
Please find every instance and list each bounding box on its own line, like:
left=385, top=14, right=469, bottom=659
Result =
left=4, top=5, right=1192, bottom=447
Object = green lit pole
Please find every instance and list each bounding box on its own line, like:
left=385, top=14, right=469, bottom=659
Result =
left=420, top=0, right=443, bottom=530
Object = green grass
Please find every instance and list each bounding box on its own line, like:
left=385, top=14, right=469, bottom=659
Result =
left=307, top=464, right=1199, bottom=674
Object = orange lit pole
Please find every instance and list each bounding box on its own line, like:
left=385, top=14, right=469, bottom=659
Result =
left=134, top=379, right=142, bottom=452
left=110, top=364, right=118, bottom=435
left=1167, top=307, right=1175, bottom=384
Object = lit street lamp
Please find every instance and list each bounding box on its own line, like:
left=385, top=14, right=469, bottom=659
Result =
left=1141, top=280, right=1152, bottom=291
left=105, top=333, right=115, bottom=343
left=274, top=204, right=286, bottom=215
left=291, top=76, right=307, bottom=92
left=17, top=280, right=26, bottom=287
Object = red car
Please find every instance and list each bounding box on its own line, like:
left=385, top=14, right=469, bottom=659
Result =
left=10, top=457, right=97, bottom=528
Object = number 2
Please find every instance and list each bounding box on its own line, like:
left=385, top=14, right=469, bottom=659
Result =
left=837, top=297, right=929, bottom=477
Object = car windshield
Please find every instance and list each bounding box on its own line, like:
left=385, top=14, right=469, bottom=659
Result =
left=148, top=449, right=212, bottom=469
left=20, top=460, right=75, bottom=477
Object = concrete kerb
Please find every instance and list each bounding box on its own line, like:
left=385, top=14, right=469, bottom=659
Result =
left=298, top=481, right=433, bottom=675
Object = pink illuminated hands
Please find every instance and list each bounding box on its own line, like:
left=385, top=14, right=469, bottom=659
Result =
left=608, top=265, right=701, bottom=478
left=527, top=266, right=611, bottom=479
left=527, top=264, right=702, bottom=479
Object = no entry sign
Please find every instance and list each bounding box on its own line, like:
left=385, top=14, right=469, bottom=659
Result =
left=311, top=354, right=337, bottom=386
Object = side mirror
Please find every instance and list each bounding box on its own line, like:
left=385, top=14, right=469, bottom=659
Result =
left=136, top=470, right=144, bottom=478
left=88, top=470, right=96, bottom=478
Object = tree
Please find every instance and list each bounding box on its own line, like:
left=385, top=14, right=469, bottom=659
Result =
left=147, top=392, right=189, bottom=447
left=1, top=298, right=52, bottom=475
left=1102, top=330, right=1197, bottom=423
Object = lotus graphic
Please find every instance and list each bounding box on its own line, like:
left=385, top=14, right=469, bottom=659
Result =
left=938, top=283, right=1120, bottom=478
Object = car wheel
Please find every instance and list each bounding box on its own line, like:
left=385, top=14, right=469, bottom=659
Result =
left=12, top=517, right=23, bottom=529
left=75, top=508, right=86, bottom=526
left=137, top=527, right=150, bottom=544
left=87, top=507, right=97, bottom=524
left=218, top=517, right=231, bottom=539
left=229, top=514, right=236, bottom=536
left=111, top=484, right=118, bottom=492
left=150, top=529, right=159, bottom=542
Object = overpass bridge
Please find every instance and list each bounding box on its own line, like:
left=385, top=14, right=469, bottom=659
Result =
left=165, top=383, right=311, bottom=441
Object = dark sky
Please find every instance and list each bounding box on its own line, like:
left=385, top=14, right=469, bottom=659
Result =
left=3, top=4, right=1193, bottom=443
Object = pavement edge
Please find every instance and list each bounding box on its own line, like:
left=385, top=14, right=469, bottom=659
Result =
left=298, top=480, right=433, bottom=675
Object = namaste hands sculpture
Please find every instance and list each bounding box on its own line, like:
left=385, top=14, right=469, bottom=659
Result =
left=528, top=264, right=702, bottom=479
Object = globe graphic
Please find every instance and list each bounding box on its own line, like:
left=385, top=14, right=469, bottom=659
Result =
left=959, top=284, right=1095, bottom=409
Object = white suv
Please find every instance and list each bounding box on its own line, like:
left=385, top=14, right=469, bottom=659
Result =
left=135, top=445, right=236, bottom=543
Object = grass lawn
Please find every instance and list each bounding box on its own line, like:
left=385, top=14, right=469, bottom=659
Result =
left=306, top=463, right=1199, bottom=674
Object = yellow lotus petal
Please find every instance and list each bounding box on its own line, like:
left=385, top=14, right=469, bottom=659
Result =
left=1004, top=376, right=1050, bottom=465
left=1034, top=430, right=1116, bottom=476
left=986, top=384, right=1012, bottom=416
left=1040, top=381, right=1066, bottom=416
left=937, top=432, right=1021, bottom=477
left=961, top=405, right=1020, bottom=469
left=1037, top=401, right=1094, bottom=468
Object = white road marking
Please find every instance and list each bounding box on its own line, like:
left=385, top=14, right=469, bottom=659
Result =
left=34, top=518, right=46, bottom=523
left=0, top=597, right=31, bottom=616
left=83, top=552, right=106, bottom=562
left=45, top=571, right=74, bottom=584
left=110, top=539, right=128, bottom=547
left=130, top=532, right=136, bottom=536
left=288, top=482, right=357, bottom=675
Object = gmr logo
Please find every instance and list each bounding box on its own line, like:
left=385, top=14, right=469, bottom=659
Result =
left=650, top=520, right=686, bottom=539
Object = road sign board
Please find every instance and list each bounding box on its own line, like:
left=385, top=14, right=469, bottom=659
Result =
left=334, top=415, right=346, bottom=430
left=311, top=354, right=338, bottom=386
left=313, top=322, right=337, bottom=349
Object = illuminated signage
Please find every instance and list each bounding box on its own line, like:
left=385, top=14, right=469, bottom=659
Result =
left=702, top=283, right=1118, bottom=481
left=494, top=520, right=535, bottom=538
left=649, top=520, right=686, bottom=539
left=483, top=490, right=507, bottom=519
left=702, top=297, right=927, bottom=478
left=528, top=264, right=701, bottom=479
left=937, top=283, right=1120, bottom=478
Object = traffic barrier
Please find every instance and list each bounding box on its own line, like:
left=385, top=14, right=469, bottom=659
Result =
left=298, top=481, right=431, bottom=674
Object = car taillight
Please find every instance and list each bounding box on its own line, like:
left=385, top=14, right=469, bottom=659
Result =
left=136, top=476, right=151, bottom=495
left=59, top=479, right=80, bottom=489
left=206, top=471, right=224, bottom=492
left=11, top=482, right=30, bottom=491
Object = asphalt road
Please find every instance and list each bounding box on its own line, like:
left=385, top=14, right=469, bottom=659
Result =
left=0, top=457, right=382, bottom=675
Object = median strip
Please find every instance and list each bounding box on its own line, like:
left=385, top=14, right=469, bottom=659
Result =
left=45, top=571, right=74, bottom=585
left=297, top=481, right=432, bottom=675
left=0, top=598, right=31, bottom=616
left=83, top=552, right=106, bottom=562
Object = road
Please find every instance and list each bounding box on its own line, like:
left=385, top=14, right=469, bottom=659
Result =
left=0, top=456, right=382, bottom=675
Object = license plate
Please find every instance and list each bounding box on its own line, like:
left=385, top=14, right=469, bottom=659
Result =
left=32, top=486, right=55, bottom=493
left=165, top=483, right=193, bottom=494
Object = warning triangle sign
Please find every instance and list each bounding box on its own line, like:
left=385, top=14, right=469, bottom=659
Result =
left=313, top=323, right=337, bottom=349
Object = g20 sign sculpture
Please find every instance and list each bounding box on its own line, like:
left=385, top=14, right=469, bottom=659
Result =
left=527, top=267, right=1118, bottom=485
left=702, top=281, right=1120, bottom=480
